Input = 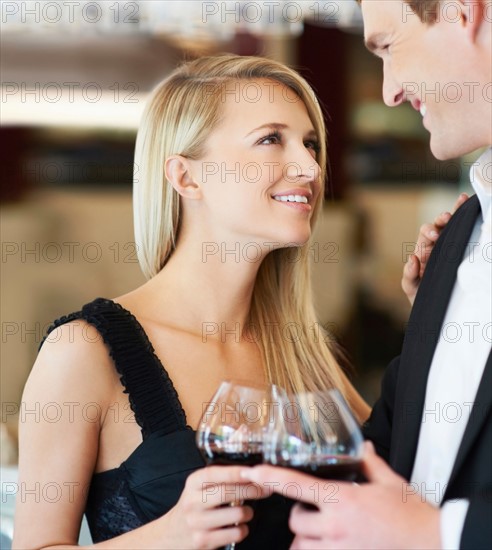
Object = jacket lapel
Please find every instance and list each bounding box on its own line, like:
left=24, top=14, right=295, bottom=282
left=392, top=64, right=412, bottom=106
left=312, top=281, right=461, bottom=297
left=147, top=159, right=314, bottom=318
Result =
left=390, top=196, right=482, bottom=479
left=445, top=352, right=492, bottom=494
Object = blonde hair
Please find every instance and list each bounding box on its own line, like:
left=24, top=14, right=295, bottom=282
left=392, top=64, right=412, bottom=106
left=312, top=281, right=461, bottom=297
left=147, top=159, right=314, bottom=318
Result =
left=134, top=54, right=352, bottom=405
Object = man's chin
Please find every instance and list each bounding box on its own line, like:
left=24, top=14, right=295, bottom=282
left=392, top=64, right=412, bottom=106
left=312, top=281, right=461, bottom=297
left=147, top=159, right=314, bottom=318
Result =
left=429, top=138, right=461, bottom=162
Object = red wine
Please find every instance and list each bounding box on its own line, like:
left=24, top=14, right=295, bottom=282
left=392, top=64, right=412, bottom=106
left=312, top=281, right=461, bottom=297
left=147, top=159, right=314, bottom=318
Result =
left=280, top=457, right=361, bottom=481
left=205, top=450, right=263, bottom=466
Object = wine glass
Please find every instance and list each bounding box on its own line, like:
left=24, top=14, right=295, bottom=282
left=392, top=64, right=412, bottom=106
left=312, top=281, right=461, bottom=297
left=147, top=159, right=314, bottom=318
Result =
left=263, top=389, right=364, bottom=489
left=196, top=380, right=284, bottom=550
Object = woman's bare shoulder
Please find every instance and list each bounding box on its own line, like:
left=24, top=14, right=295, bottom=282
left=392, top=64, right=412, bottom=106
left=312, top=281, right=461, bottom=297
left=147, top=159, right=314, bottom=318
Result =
left=26, top=318, right=118, bottom=411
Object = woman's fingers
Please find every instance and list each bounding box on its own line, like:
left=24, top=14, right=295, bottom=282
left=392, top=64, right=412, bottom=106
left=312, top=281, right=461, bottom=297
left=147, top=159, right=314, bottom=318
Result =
left=189, top=523, right=249, bottom=550
left=403, top=220, right=441, bottom=304
left=191, top=504, right=254, bottom=530
left=416, top=223, right=439, bottom=258
left=187, top=466, right=249, bottom=507
left=402, top=193, right=469, bottom=305
left=433, top=211, right=452, bottom=230
left=401, top=254, right=421, bottom=304
left=452, top=192, right=469, bottom=213
left=201, top=523, right=249, bottom=550
left=172, top=468, right=259, bottom=548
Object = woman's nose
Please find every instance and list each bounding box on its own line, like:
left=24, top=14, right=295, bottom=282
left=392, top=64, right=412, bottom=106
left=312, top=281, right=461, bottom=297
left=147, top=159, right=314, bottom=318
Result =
left=284, top=147, right=320, bottom=184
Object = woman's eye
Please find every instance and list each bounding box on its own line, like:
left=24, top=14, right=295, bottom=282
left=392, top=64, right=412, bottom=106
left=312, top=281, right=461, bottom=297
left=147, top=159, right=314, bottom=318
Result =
left=258, top=132, right=281, bottom=145
left=305, top=140, right=320, bottom=153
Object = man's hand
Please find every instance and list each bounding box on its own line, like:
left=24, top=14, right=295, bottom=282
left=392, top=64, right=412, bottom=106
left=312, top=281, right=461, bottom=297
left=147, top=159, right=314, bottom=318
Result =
left=402, top=193, right=469, bottom=305
left=241, top=442, right=441, bottom=549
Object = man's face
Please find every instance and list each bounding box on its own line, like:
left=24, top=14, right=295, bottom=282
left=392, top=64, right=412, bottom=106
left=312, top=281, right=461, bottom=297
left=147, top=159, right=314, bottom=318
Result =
left=361, top=0, right=490, bottom=160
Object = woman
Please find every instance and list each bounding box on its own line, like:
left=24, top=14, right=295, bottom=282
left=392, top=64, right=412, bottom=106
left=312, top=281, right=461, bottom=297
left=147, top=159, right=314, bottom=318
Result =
left=13, top=54, right=451, bottom=549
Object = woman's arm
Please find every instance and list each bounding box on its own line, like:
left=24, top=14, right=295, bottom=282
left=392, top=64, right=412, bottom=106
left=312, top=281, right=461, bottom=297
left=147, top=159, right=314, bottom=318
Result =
left=13, top=321, right=113, bottom=548
left=13, top=321, right=261, bottom=550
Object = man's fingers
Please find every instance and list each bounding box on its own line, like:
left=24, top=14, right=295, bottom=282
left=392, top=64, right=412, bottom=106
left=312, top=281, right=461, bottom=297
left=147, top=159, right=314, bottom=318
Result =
left=196, top=466, right=251, bottom=483
left=291, top=535, right=328, bottom=550
left=241, top=464, right=310, bottom=493
left=241, top=465, right=327, bottom=505
left=289, top=503, right=326, bottom=537
left=362, top=441, right=400, bottom=485
left=194, top=465, right=267, bottom=490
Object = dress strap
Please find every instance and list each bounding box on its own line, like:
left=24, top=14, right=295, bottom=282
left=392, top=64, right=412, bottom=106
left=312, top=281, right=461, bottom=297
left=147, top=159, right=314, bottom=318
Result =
left=41, top=297, right=188, bottom=438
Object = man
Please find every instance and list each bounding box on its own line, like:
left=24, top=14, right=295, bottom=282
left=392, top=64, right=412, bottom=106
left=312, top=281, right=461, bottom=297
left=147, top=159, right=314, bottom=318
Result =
left=242, top=1, right=491, bottom=548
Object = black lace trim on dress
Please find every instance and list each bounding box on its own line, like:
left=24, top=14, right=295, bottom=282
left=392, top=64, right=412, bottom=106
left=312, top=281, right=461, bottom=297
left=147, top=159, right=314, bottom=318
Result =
left=41, top=297, right=188, bottom=438
left=84, top=469, right=145, bottom=542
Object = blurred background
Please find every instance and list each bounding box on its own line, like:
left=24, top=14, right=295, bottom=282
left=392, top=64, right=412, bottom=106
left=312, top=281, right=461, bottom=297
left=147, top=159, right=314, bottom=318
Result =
left=0, top=0, right=477, bottom=542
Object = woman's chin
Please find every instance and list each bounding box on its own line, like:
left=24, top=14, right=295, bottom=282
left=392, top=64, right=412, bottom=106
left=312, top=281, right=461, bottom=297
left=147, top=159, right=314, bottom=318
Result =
left=256, top=228, right=312, bottom=254
left=283, top=230, right=312, bottom=248
left=275, top=234, right=311, bottom=250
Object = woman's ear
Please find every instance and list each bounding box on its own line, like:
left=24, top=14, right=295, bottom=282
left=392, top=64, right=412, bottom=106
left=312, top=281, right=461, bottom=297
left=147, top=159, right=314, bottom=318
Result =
left=165, top=155, right=202, bottom=199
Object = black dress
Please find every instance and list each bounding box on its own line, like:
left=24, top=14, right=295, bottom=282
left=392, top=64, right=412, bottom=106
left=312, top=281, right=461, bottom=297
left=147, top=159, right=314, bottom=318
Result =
left=41, top=298, right=294, bottom=547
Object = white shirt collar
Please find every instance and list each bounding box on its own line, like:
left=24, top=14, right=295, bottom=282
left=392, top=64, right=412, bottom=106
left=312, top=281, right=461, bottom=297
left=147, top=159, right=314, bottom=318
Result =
left=469, top=147, right=492, bottom=221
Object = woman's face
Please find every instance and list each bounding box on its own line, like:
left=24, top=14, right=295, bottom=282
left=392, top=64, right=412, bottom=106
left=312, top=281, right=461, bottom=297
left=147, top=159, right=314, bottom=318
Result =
left=188, top=78, right=322, bottom=252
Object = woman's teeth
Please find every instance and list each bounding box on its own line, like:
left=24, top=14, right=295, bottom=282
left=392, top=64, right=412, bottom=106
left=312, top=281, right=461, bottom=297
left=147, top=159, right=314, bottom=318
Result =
left=273, top=195, right=308, bottom=204
left=420, top=104, right=427, bottom=117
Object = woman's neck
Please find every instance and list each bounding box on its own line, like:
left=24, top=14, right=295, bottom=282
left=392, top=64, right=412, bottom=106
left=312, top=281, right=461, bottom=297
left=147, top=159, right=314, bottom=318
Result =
left=134, top=237, right=265, bottom=341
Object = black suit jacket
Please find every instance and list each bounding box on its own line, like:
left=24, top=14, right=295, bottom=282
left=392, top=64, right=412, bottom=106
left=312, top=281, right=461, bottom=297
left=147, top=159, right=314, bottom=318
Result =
left=363, top=195, right=492, bottom=550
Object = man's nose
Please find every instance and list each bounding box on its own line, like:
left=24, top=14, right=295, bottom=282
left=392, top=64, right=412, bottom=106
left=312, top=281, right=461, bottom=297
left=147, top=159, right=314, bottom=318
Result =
left=382, top=63, right=405, bottom=107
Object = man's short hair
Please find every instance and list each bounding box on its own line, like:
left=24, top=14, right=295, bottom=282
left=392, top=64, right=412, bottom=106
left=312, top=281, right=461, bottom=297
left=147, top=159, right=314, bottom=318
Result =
left=357, top=0, right=441, bottom=24
left=404, top=0, right=441, bottom=23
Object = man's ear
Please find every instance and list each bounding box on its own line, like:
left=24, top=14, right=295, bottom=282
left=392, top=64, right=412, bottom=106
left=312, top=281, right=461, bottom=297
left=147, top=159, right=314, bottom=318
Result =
left=461, top=0, right=487, bottom=42
left=165, top=155, right=202, bottom=199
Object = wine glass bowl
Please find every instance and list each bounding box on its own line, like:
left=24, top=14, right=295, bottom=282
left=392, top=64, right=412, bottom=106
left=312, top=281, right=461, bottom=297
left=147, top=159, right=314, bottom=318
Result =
left=195, top=380, right=285, bottom=550
left=196, top=380, right=283, bottom=466
left=263, top=389, right=364, bottom=482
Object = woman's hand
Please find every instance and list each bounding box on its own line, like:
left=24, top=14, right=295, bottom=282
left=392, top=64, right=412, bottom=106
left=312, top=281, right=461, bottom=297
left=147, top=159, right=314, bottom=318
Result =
left=402, top=193, right=469, bottom=305
left=158, top=466, right=261, bottom=550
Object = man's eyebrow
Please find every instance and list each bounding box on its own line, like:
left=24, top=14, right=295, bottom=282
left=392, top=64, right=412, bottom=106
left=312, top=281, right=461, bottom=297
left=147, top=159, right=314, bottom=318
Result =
left=364, top=33, right=387, bottom=53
